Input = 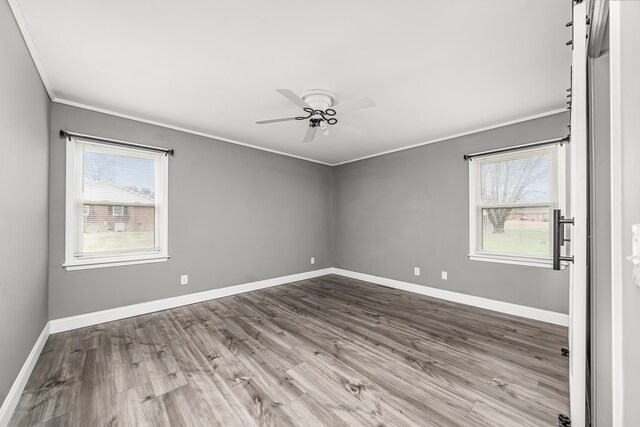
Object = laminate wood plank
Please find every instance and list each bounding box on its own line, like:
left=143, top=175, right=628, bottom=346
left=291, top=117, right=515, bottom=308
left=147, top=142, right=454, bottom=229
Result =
left=300, top=280, right=568, bottom=420
left=261, top=306, right=477, bottom=424
left=186, top=370, right=256, bottom=426
left=288, top=350, right=433, bottom=426
left=279, top=392, right=349, bottom=427
left=9, top=274, right=569, bottom=426
left=328, top=275, right=568, bottom=346
left=265, top=284, right=542, bottom=406
left=309, top=277, right=566, bottom=361
left=286, top=361, right=393, bottom=426
left=304, top=277, right=569, bottom=387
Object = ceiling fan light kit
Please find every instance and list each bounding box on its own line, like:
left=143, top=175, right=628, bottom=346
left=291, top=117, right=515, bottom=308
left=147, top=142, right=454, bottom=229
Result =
left=257, top=88, right=375, bottom=143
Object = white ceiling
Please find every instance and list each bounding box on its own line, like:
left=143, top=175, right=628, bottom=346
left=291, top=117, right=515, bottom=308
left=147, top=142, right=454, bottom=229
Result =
left=13, top=0, right=571, bottom=165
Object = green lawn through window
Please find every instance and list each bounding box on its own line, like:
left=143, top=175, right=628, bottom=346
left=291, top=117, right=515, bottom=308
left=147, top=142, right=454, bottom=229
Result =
left=482, top=220, right=550, bottom=257
left=83, top=231, right=155, bottom=254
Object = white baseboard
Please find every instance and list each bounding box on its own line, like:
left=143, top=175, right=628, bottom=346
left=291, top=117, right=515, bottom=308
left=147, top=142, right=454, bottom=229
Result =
left=0, top=322, right=50, bottom=427
left=331, top=268, right=569, bottom=327
left=49, top=267, right=568, bottom=334
left=1, top=267, right=566, bottom=426
left=49, top=268, right=333, bottom=334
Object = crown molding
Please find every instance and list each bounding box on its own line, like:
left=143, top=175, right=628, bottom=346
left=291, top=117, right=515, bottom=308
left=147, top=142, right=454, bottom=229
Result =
left=53, top=99, right=566, bottom=167
left=53, top=98, right=333, bottom=166
left=9, top=0, right=568, bottom=167
left=332, top=108, right=569, bottom=166
left=8, top=0, right=55, bottom=100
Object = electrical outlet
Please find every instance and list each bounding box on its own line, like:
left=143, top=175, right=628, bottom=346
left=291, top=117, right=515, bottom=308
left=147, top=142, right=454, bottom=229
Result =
left=414, top=267, right=420, bottom=276
left=180, top=275, right=188, bottom=285
left=441, top=271, right=448, bottom=280
left=310, top=257, right=315, bottom=265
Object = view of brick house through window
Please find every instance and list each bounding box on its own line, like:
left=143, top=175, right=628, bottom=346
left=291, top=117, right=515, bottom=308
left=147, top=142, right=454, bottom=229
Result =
left=78, top=143, right=159, bottom=256
left=82, top=181, right=156, bottom=253
left=64, top=136, right=169, bottom=269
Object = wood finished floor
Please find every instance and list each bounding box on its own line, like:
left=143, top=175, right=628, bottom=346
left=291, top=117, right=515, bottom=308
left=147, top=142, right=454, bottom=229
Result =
left=10, top=275, right=569, bottom=426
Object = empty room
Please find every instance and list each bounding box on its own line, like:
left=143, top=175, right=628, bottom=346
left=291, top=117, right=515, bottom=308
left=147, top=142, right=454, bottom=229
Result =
left=1, top=0, right=638, bottom=426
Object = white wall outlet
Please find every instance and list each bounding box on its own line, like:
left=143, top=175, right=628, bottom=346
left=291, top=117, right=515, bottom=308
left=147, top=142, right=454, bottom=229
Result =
left=441, top=271, right=448, bottom=280
left=414, top=267, right=420, bottom=276
left=310, top=257, right=315, bottom=265
left=180, top=275, right=188, bottom=285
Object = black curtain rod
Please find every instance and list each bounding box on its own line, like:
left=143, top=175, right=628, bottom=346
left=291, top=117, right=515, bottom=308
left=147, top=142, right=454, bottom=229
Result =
left=463, top=135, right=569, bottom=161
left=60, top=130, right=174, bottom=156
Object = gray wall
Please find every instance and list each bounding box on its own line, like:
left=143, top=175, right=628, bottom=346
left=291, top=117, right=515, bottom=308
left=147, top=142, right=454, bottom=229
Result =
left=48, top=104, right=333, bottom=319
left=589, top=22, right=612, bottom=427
left=48, top=105, right=573, bottom=319
left=617, top=3, right=640, bottom=424
left=333, top=113, right=570, bottom=313
left=0, top=1, right=50, bottom=407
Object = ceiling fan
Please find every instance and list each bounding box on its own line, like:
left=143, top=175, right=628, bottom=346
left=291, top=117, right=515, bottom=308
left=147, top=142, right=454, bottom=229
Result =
left=256, top=89, right=375, bottom=143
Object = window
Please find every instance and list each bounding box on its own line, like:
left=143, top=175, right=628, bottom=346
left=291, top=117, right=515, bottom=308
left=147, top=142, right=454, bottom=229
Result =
left=111, top=206, right=125, bottom=216
left=65, top=137, right=169, bottom=270
left=468, top=144, right=565, bottom=268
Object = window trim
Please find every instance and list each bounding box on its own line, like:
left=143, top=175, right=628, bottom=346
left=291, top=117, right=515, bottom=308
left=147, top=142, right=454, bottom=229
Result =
left=111, top=205, right=125, bottom=217
left=64, top=136, right=169, bottom=271
left=468, top=143, right=567, bottom=268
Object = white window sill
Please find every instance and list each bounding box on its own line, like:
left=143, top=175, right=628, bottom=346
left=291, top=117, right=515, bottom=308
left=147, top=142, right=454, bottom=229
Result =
left=468, top=254, right=567, bottom=269
left=64, top=255, right=169, bottom=271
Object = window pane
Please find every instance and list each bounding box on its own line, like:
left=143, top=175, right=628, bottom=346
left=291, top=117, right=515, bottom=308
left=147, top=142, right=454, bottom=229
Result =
left=78, top=144, right=157, bottom=256
left=480, top=207, right=552, bottom=257
left=83, top=148, right=156, bottom=203
left=480, top=149, right=554, bottom=205
left=82, top=204, right=155, bottom=254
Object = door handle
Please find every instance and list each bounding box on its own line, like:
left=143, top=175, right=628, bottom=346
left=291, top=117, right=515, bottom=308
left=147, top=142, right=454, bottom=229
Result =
left=553, top=209, right=575, bottom=270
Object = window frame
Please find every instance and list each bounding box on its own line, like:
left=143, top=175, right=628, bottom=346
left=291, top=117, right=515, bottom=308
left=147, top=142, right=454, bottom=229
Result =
left=64, top=136, right=169, bottom=271
left=468, top=143, right=567, bottom=269
left=111, top=205, right=125, bottom=217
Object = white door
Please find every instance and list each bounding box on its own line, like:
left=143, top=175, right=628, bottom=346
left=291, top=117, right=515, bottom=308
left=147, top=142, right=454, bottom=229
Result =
left=568, top=1, right=588, bottom=425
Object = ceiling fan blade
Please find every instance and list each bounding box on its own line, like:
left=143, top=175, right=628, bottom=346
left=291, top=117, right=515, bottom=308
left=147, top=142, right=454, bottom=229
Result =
left=256, top=116, right=299, bottom=125
left=276, top=89, right=310, bottom=110
left=302, top=125, right=318, bottom=143
left=334, top=97, right=376, bottom=112
left=339, top=121, right=366, bottom=136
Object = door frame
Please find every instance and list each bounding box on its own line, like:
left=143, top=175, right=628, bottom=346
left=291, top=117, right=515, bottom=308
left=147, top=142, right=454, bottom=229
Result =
left=569, top=0, right=589, bottom=425
left=608, top=2, right=624, bottom=424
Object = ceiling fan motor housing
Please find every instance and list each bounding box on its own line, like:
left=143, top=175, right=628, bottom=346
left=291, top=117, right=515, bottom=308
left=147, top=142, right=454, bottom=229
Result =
left=299, top=89, right=338, bottom=127
left=256, top=88, right=373, bottom=141
left=300, top=89, right=336, bottom=111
